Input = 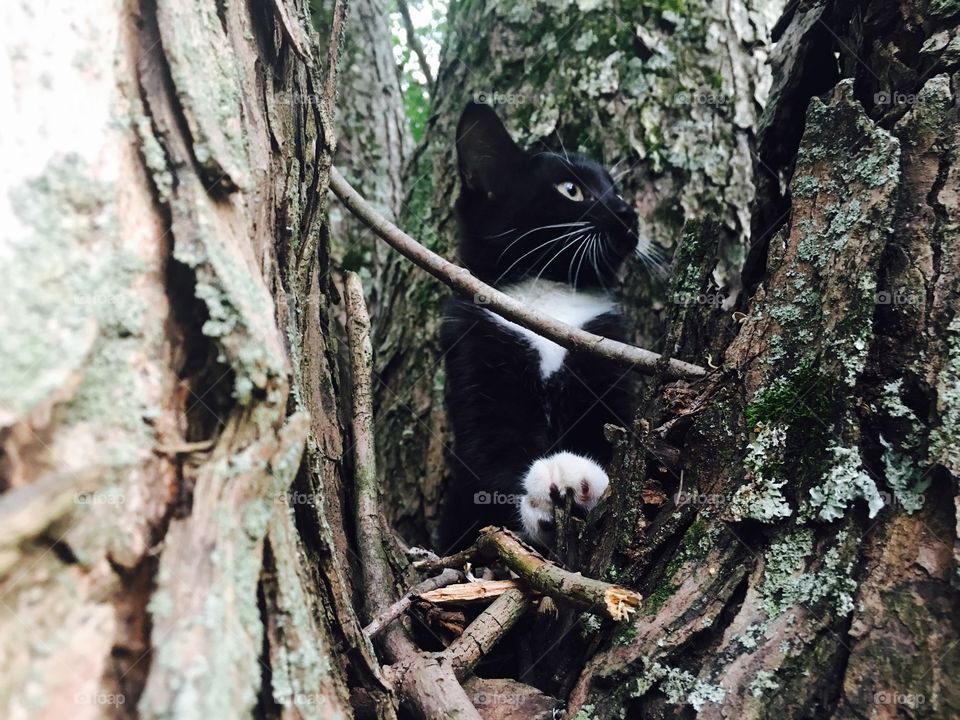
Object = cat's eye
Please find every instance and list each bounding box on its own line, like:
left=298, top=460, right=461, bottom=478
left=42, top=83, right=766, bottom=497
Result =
left=555, top=181, right=585, bottom=202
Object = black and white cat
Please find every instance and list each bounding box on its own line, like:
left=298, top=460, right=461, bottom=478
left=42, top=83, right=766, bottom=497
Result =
left=438, top=102, right=640, bottom=552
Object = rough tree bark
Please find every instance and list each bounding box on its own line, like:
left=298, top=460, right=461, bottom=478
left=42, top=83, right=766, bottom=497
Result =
left=561, top=1, right=960, bottom=717
left=373, top=0, right=783, bottom=547
left=0, top=1, right=381, bottom=718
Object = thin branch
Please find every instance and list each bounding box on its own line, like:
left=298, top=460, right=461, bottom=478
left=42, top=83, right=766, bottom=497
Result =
left=344, top=272, right=483, bottom=720
left=445, top=588, right=532, bottom=680
left=346, top=271, right=396, bottom=620
left=330, top=168, right=708, bottom=380
left=412, top=546, right=477, bottom=573
left=396, top=0, right=435, bottom=89
left=364, top=568, right=464, bottom=639
left=475, top=527, right=643, bottom=621
left=413, top=527, right=644, bottom=620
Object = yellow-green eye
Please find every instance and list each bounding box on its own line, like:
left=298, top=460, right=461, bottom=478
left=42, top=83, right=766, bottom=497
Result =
left=555, top=181, right=584, bottom=202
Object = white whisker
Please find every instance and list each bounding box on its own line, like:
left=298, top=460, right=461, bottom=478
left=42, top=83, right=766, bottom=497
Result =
left=634, top=237, right=672, bottom=279
left=532, top=232, right=587, bottom=286
left=496, top=221, right=590, bottom=262
left=495, top=226, right=593, bottom=285
left=573, top=234, right=593, bottom=288
left=568, top=234, right=591, bottom=286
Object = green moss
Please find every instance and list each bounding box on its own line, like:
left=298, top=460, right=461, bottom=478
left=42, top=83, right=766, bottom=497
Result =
left=746, top=359, right=832, bottom=427
left=645, top=521, right=715, bottom=611
left=615, top=622, right=639, bottom=645
left=572, top=705, right=596, bottom=720
left=645, top=580, right=678, bottom=613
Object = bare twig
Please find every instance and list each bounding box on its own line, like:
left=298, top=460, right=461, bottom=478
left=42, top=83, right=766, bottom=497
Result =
left=475, top=527, right=643, bottom=621
left=344, top=272, right=482, bottom=720
left=446, top=588, right=532, bottom=680
left=396, top=0, right=435, bottom=89
left=412, top=546, right=478, bottom=573
left=364, top=568, right=464, bottom=639
left=346, top=272, right=396, bottom=619
left=329, top=168, right=708, bottom=380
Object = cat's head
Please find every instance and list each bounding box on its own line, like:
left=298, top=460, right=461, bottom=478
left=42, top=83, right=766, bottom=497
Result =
left=454, top=101, right=640, bottom=289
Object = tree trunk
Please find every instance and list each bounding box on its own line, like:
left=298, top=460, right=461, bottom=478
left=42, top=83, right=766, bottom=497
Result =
left=0, top=1, right=377, bottom=717
left=563, top=1, right=960, bottom=717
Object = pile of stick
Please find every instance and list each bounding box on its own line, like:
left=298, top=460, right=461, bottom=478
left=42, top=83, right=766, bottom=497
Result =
left=345, top=273, right=643, bottom=719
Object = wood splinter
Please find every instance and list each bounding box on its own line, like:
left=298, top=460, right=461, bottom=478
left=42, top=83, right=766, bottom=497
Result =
left=417, top=579, right=523, bottom=604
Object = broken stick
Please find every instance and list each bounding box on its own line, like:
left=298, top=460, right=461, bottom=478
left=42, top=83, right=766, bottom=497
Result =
left=475, top=527, right=643, bottom=621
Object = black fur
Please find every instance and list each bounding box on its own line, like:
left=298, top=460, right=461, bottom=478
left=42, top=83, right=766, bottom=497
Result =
left=437, top=102, right=637, bottom=552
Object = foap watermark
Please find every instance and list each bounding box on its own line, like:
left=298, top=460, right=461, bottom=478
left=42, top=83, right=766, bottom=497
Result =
left=874, top=90, right=918, bottom=107
left=75, top=692, right=126, bottom=707
left=278, top=90, right=323, bottom=108
left=473, top=690, right=522, bottom=708
left=874, top=290, right=920, bottom=306
left=472, top=90, right=546, bottom=107
left=74, top=293, right=126, bottom=307
left=74, top=490, right=125, bottom=507
left=474, top=490, right=522, bottom=506
left=675, top=89, right=731, bottom=107
left=876, top=490, right=927, bottom=509
left=873, top=691, right=925, bottom=708
left=275, top=490, right=317, bottom=506
left=275, top=692, right=329, bottom=707
left=473, top=291, right=493, bottom=306
left=674, top=490, right=731, bottom=508
left=670, top=290, right=725, bottom=308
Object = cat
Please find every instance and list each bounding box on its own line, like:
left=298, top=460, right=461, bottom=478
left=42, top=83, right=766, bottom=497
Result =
left=437, top=101, right=640, bottom=553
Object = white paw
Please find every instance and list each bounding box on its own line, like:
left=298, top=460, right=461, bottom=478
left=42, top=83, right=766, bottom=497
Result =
left=519, top=451, right=609, bottom=545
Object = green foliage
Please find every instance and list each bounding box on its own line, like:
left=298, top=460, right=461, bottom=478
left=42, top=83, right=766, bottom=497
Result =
left=404, top=81, right=430, bottom=143
left=389, top=0, right=448, bottom=140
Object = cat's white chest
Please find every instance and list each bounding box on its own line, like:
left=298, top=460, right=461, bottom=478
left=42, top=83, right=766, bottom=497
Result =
left=487, top=279, right=614, bottom=379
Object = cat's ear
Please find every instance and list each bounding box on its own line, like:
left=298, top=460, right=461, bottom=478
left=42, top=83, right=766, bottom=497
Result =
left=456, top=101, right=526, bottom=195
